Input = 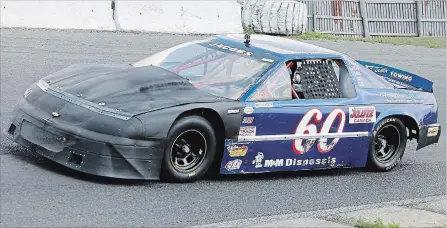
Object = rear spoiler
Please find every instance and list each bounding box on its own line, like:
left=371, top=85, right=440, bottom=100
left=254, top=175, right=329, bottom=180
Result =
left=356, top=60, right=433, bottom=93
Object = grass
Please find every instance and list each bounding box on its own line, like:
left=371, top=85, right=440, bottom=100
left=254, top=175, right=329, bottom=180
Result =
left=354, top=217, right=400, bottom=228
left=294, top=32, right=446, bottom=49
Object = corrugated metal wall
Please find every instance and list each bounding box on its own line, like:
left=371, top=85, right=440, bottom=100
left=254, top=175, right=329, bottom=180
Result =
left=295, top=0, right=446, bottom=37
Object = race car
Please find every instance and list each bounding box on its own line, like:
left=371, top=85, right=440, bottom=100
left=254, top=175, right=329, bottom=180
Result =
left=5, top=34, right=441, bottom=183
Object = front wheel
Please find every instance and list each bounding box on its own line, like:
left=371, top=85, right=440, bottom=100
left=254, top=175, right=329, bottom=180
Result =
left=366, top=117, right=407, bottom=172
left=160, top=115, right=217, bottom=182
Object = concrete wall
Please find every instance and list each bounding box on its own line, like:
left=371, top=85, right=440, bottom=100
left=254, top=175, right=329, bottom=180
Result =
left=116, top=1, right=243, bottom=34
left=0, top=1, right=115, bottom=30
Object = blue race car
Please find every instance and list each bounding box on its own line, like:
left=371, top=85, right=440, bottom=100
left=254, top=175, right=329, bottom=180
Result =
left=6, top=34, right=441, bottom=182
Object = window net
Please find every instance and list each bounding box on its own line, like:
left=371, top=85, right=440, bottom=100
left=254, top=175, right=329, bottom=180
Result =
left=295, top=59, right=342, bottom=99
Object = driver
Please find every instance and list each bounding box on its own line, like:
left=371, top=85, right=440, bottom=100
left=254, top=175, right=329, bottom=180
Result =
left=286, top=60, right=297, bottom=78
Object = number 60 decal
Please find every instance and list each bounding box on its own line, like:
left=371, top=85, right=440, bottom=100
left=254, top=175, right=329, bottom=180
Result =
left=293, top=108, right=346, bottom=155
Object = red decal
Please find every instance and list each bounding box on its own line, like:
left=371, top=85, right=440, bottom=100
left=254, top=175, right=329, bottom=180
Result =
left=348, top=106, right=376, bottom=124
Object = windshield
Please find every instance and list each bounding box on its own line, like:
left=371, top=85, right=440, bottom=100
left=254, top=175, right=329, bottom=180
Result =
left=133, top=39, right=273, bottom=100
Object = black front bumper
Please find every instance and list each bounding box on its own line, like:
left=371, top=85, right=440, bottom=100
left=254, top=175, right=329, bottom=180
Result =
left=6, top=107, right=165, bottom=180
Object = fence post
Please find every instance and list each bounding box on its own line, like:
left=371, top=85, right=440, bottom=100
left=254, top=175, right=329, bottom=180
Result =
left=313, top=1, right=317, bottom=32
left=416, top=0, right=423, bottom=37
left=359, top=0, right=370, bottom=37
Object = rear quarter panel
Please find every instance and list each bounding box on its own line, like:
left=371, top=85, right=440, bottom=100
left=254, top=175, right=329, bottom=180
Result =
left=361, top=88, right=438, bottom=130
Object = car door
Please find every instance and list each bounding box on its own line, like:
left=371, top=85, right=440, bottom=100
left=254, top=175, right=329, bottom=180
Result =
left=222, top=58, right=375, bottom=174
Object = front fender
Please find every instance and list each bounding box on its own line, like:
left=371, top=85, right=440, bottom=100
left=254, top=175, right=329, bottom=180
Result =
left=135, top=101, right=245, bottom=139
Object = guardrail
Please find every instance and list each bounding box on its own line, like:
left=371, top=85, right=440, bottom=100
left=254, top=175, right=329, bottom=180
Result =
left=296, top=0, right=446, bottom=37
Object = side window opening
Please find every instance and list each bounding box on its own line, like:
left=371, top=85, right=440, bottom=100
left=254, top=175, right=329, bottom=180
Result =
left=248, top=58, right=357, bottom=102
left=290, top=58, right=356, bottom=100
left=248, top=62, right=292, bottom=101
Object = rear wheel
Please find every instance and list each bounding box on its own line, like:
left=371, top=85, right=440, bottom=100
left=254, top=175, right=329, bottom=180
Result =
left=366, top=117, right=407, bottom=171
left=160, top=115, right=216, bottom=182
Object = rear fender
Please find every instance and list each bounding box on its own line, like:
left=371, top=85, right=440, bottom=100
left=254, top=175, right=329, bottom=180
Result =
left=373, top=110, right=421, bottom=136
left=356, top=60, right=434, bottom=93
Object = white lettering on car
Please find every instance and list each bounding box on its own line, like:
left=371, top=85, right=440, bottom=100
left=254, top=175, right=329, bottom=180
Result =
left=390, top=71, right=412, bottom=82
left=209, top=43, right=253, bottom=56
left=252, top=155, right=338, bottom=168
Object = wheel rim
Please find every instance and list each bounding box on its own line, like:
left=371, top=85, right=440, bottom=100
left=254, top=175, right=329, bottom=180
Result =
left=170, top=129, right=207, bottom=173
left=374, top=125, right=401, bottom=163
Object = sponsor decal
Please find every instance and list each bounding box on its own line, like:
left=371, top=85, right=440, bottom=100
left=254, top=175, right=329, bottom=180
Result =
left=427, top=126, right=439, bottom=137
left=24, top=88, right=32, bottom=98
left=379, top=92, right=422, bottom=103
left=209, top=43, right=253, bottom=56
left=244, top=106, right=254, bottom=114
left=349, top=106, right=376, bottom=123
left=252, top=153, right=337, bottom=168
left=227, top=145, right=248, bottom=157
left=242, top=117, right=254, bottom=124
left=227, top=109, right=240, bottom=114
left=239, top=126, right=256, bottom=136
left=255, top=102, right=273, bottom=108
left=379, top=92, right=414, bottom=99
left=293, top=108, right=346, bottom=154
left=384, top=77, right=411, bottom=88
left=225, top=139, right=238, bottom=145
left=252, top=152, right=264, bottom=168
left=365, top=65, right=389, bottom=74
left=225, top=159, right=242, bottom=171
left=261, top=58, right=274, bottom=63
left=390, top=71, right=412, bottom=82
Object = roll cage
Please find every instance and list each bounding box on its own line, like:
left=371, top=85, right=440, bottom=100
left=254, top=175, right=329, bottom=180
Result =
left=240, top=55, right=362, bottom=102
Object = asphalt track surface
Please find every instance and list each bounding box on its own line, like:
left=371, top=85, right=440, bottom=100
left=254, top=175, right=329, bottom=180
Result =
left=1, top=28, right=445, bottom=227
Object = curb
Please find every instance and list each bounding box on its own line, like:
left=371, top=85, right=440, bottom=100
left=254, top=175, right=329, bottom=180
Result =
left=193, top=195, right=446, bottom=227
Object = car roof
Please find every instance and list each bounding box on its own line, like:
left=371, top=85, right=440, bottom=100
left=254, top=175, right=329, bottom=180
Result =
left=213, top=34, right=341, bottom=58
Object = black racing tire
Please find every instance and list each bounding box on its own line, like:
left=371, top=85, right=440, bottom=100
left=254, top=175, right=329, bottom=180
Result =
left=366, top=117, right=407, bottom=172
left=160, top=115, right=217, bottom=183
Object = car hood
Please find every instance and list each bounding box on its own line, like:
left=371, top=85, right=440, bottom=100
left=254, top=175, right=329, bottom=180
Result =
left=38, top=63, right=232, bottom=115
